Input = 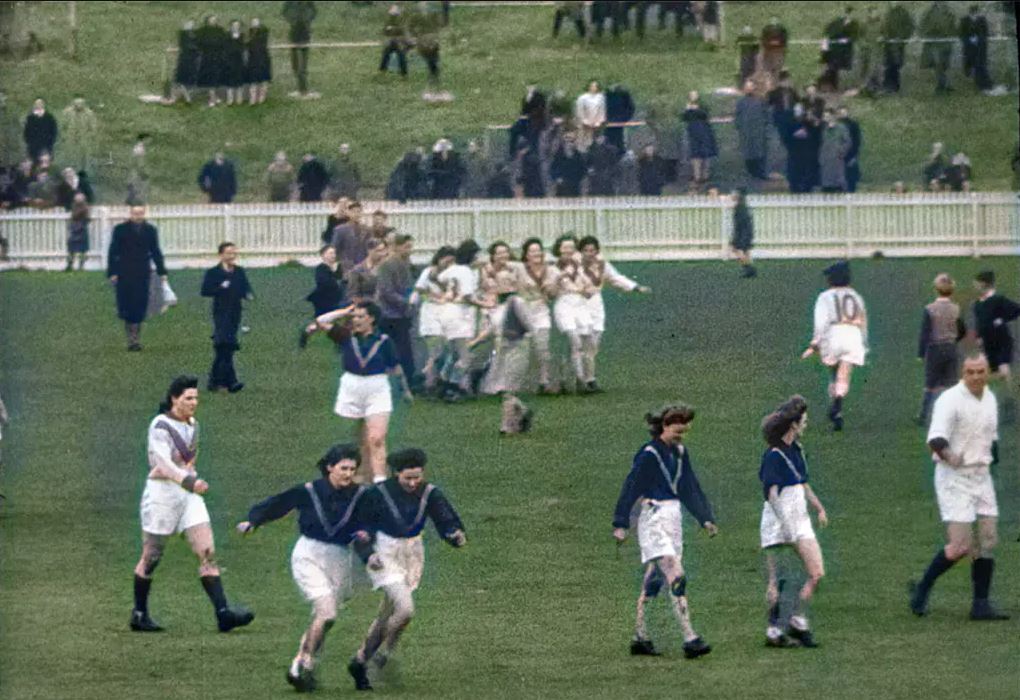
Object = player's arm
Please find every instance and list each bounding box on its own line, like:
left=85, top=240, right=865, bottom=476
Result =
left=918, top=309, right=932, bottom=359
left=237, top=484, right=308, bottom=533
left=997, top=296, right=1020, bottom=324
left=148, top=429, right=207, bottom=493
left=612, top=454, right=652, bottom=539
left=604, top=261, right=649, bottom=293
left=802, top=295, right=828, bottom=358
left=803, top=483, right=828, bottom=527
left=426, top=487, right=466, bottom=547
left=316, top=303, right=355, bottom=328
left=927, top=402, right=961, bottom=467
left=677, top=451, right=718, bottom=536
left=200, top=267, right=225, bottom=297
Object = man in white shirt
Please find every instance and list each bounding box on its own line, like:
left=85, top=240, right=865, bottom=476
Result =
left=574, top=80, right=606, bottom=152
left=909, top=354, right=1008, bottom=621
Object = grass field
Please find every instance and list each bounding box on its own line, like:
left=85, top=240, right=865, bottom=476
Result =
left=1, top=1, right=1018, bottom=202
left=1, top=256, right=1018, bottom=699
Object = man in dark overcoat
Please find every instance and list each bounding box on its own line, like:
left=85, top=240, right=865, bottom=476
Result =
left=882, top=1, right=914, bottom=92
left=198, top=152, right=237, bottom=203
left=959, top=4, right=992, bottom=91
left=734, top=81, right=769, bottom=180
left=107, top=205, right=167, bottom=351
left=200, top=242, right=253, bottom=393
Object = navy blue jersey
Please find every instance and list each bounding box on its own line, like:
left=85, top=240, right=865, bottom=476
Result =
left=759, top=442, right=809, bottom=500
left=972, top=293, right=1020, bottom=358
left=341, top=331, right=398, bottom=376
left=361, top=478, right=464, bottom=543
left=246, top=479, right=373, bottom=560
left=612, top=439, right=715, bottom=529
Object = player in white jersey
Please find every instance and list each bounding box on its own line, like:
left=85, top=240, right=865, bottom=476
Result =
left=436, top=240, right=482, bottom=400
left=800, top=261, right=868, bottom=431
left=130, top=375, right=254, bottom=633
left=552, top=234, right=597, bottom=394
left=413, top=246, right=456, bottom=394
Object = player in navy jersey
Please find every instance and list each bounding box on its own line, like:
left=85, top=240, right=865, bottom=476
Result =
left=971, top=270, right=1019, bottom=421
left=317, top=301, right=413, bottom=483
left=237, top=444, right=376, bottom=692
left=612, top=405, right=719, bottom=659
left=758, top=396, right=828, bottom=648
left=347, top=448, right=466, bottom=691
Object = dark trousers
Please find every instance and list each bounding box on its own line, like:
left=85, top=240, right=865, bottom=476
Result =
left=604, top=126, right=625, bottom=152
left=963, top=45, right=992, bottom=89
left=380, top=317, right=415, bottom=382
left=744, top=157, right=767, bottom=180
left=883, top=59, right=902, bottom=92
left=420, top=47, right=440, bottom=81
left=846, top=162, right=860, bottom=193
left=553, top=9, right=586, bottom=37
left=210, top=343, right=239, bottom=389
left=380, top=40, right=408, bottom=74
left=290, top=46, right=309, bottom=93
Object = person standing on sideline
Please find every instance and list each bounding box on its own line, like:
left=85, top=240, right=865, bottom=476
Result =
left=574, top=81, right=606, bottom=153
left=300, top=244, right=347, bottom=349
left=882, top=1, right=914, bottom=93
left=838, top=106, right=862, bottom=192
left=613, top=404, right=718, bottom=659
left=200, top=242, right=253, bottom=393
left=266, top=150, right=295, bottom=202
left=23, top=98, right=57, bottom=164
left=971, top=270, right=1020, bottom=421
left=760, top=17, right=789, bottom=83
left=734, top=81, right=769, bottom=181
left=237, top=444, right=376, bottom=693
left=730, top=189, right=756, bottom=278
left=347, top=448, right=466, bottom=691
left=316, top=302, right=413, bottom=483
left=758, top=396, right=828, bottom=648
left=61, top=97, right=98, bottom=174
left=916, top=274, right=967, bottom=425
left=130, top=375, right=254, bottom=633
left=380, top=4, right=409, bottom=77
left=920, top=0, right=957, bottom=94
left=107, top=205, right=167, bottom=351
left=909, top=354, right=1008, bottom=621
left=172, top=20, right=199, bottom=105
left=959, top=5, right=992, bottom=92
left=246, top=18, right=272, bottom=105
left=198, top=152, right=237, bottom=203
left=818, top=109, right=851, bottom=193
left=800, top=261, right=868, bottom=431
left=682, top=91, right=718, bottom=192
left=375, top=234, right=416, bottom=385
left=282, top=1, right=317, bottom=98
left=65, top=193, right=90, bottom=271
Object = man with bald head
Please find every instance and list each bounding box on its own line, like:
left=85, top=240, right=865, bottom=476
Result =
left=910, top=353, right=1008, bottom=620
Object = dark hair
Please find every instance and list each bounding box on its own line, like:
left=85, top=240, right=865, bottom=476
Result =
left=373, top=209, right=387, bottom=217
left=356, top=301, right=381, bottom=324
left=975, top=270, right=995, bottom=286
left=218, top=241, right=236, bottom=255
left=388, top=447, right=427, bottom=472
left=393, top=234, right=413, bottom=246
left=761, top=395, right=808, bottom=446
left=521, top=237, right=543, bottom=259
left=824, top=260, right=851, bottom=287
left=578, top=235, right=600, bottom=252
left=488, top=240, right=511, bottom=258
left=317, top=443, right=361, bottom=477
left=159, top=375, right=199, bottom=413
left=432, top=245, right=456, bottom=265
left=645, top=403, right=695, bottom=438
left=319, top=243, right=333, bottom=255
left=455, top=239, right=481, bottom=265
left=552, top=234, right=578, bottom=258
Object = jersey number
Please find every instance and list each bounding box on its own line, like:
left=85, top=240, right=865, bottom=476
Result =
left=832, top=293, right=859, bottom=323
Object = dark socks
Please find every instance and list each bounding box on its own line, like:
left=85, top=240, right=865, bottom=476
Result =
left=829, top=396, right=843, bottom=418
left=919, top=390, right=935, bottom=422
left=133, top=575, right=152, bottom=614
left=201, top=575, right=229, bottom=613
left=971, top=557, right=994, bottom=601
left=919, top=549, right=957, bottom=593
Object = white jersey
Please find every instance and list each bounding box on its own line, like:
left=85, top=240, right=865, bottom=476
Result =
left=437, top=264, right=479, bottom=301
left=146, top=414, right=198, bottom=483
left=812, top=287, right=868, bottom=345
left=927, top=381, right=998, bottom=469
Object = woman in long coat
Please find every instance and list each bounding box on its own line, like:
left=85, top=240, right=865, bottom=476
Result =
left=682, top=91, right=718, bottom=191
left=223, top=20, right=248, bottom=106
left=196, top=15, right=227, bottom=107
left=174, top=20, right=200, bottom=104
left=106, top=207, right=167, bottom=351
left=246, top=18, right=272, bottom=104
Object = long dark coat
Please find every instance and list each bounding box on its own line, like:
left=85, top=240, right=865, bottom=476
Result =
left=175, top=29, right=200, bottom=86
left=107, top=221, right=167, bottom=323
left=246, top=26, right=272, bottom=82
left=23, top=111, right=57, bottom=160
left=734, top=95, right=769, bottom=161
left=428, top=152, right=465, bottom=199
left=682, top=106, right=718, bottom=159
left=198, top=159, right=237, bottom=203
left=222, top=32, right=247, bottom=87
left=196, top=24, right=227, bottom=87
left=201, top=264, right=253, bottom=347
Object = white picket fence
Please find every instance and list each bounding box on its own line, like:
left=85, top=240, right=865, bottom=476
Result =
left=1, top=193, right=1017, bottom=271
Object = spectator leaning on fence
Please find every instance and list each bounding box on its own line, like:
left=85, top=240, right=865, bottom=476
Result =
left=575, top=81, right=606, bottom=153
left=266, top=151, right=295, bottom=202
left=23, top=98, right=56, bottom=164
left=61, top=97, right=97, bottom=175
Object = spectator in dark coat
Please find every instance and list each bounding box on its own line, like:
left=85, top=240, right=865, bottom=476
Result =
left=329, top=143, right=361, bottom=200
left=767, top=70, right=799, bottom=135
left=246, top=17, right=272, bottom=104
left=922, top=142, right=947, bottom=186
left=798, top=83, right=826, bottom=122
left=818, top=109, right=851, bottom=192
left=297, top=152, right=329, bottom=202
left=487, top=161, right=515, bottom=199
left=637, top=145, right=666, bottom=196
left=195, top=15, right=227, bottom=107
left=386, top=149, right=426, bottom=202
left=282, top=1, right=316, bottom=96
left=198, top=152, right=237, bottom=203
left=223, top=20, right=247, bottom=106
left=734, top=81, right=769, bottom=180
left=514, top=141, right=545, bottom=198
left=959, top=5, right=992, bottom=91
left=617, top=149, right=639, bottom=195
left=106, top=205, right=167, bottom=351
left=521, top=84, right=548, bottom=148
left=549, top=136, right=586, bottom=197
left=882, top=1, right=914, bottom=92
left=822, top=7, right=860, bottom=91
left=65, top=194, right=90, bottom=271
left=428, top=139, right=466, bottom=199
left=943, top=153, right=972, bottom=191
left=731, top=188, right=756, bottom=277
left=604, top=84, right=635, bottom=153
left=201, top=242, right=253, bottom=393
left=173, top=20, right=199, bottom=104
left=838, top=106, right=862, bottom=192
left=23, top=98, right=57, bottom=163
left=299, top=243, right=346, bottom=348
left=784, top=109, right=821, bottom=193
left=736, top=26, right=760, bottom=86
left=56, top=167, right=93, bottom=210
left=920, top=1, right=957, bottom=94
left=586, top=134, right=619, bottom=195
left=682, top=90, right=718, bottom=189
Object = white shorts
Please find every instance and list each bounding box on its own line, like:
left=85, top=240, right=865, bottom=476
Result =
left=585, top=293, right=606, bottom=333
left=291, top=535, right=356, bottom=603
left=637, top=500, right=683, bottom=565
left=439, top=304, right=477, bottom=340
left=820, top=325, right=866, bottom=367
left=140, top=478, right=211, bottom=536
left=334, top=373, right=392, bottom=419
left=418, top=302, right=443, bottom=338
left=554, top=294, right=594, bottom=335
left=934, top=464, right=999, bottom=523
left=367, top=532, right=424, bottom=591
left=760, top=485, right=816, bottom=548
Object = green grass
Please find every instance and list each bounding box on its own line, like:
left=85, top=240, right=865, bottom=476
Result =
left=0, top=1, right=1017, bottom=202
left=1, top=257, right=1018, bottom=699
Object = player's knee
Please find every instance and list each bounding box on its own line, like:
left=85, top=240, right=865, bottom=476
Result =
left=366, top=433, right=385, bottom=451
left=946, top=540, right=971, bottom=560
left=137, top=548, right=163, bottom=577
left=670, top=575, right=687, bottom=598
left=314, top=596, right=338, bottom=622
left=978, top=532, right=998, bottom=555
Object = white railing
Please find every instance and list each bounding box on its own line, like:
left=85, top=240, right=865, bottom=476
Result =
left=1, top=193, right=1017, bottom=271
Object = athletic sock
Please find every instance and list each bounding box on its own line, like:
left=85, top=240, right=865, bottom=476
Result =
left=767, top=598, right=781, bottom=626
left=971, top=557, right=994, bottom=601
left=919, top=390, right=935, bottom=421
left=133, top=575, right=152, bottom=614
left=829, top=396, right=843, bottom=418
left=919, top=549, right=957, bottom=593
left=201, top=575, right=229, bottom=613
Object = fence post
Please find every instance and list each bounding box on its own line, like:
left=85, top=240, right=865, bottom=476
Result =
left=595, top=199, right=605, bottom=244
left=224, top=204, right=233, bottom=247
left=971, top=195, right=980, bottom=258
left=97, top=206, right=110, bottom=272
left=720, top=197, right=729, bottom=259
left=472, top=199, right=482, bottom=242
left=845, top=195, right=853, bottom=258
